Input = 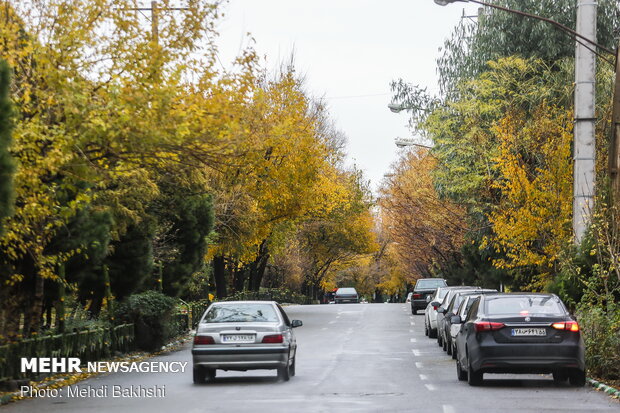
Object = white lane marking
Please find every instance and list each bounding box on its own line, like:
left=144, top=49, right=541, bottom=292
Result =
left=410, top=338, right=417, bottom=343
left=415, top=362, right=424, bottom=368
left=409, top=316, right=414, bottom=319
left=425, top=384, right=437, bottom=391
left=419, top=374, right=428, bottom=381
left=329, top=321, right=336, bottom=324
left=443, top=405, right=457, bottom=413
left=412, top=349, right=421, bottom=356
left=409, top=329, right=414, bottom=333
left=410, top=322, right=414, bottom=326
left=321, top=327, right=328, bottom=330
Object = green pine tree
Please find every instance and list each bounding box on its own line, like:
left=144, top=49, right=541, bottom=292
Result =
left=0, top=59, right=15, bottom=228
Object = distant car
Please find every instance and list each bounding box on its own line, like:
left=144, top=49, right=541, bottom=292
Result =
left=411, top=278, right=447, bottom=314
left=452, top=293, right=586, bottom=387
left=192, top=301, right=302, bottom=383
left=335, top=287, right=359, bottom=304
left=405, top=292, right=413, bottom=303
left=439, top=289, right=496, bottom=355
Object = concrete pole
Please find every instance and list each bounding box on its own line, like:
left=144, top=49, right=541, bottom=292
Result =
left=573, top=0, right=597, bottom=243
left=609, top=42, right=620, bottom=200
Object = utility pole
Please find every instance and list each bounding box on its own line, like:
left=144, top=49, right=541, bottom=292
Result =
left=118, top=1, right=189, bottom=45
left=573, top=0, right=597, bottom=243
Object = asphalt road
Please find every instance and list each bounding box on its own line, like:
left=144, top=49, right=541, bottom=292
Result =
left=3, top=303, right=618, bottom=412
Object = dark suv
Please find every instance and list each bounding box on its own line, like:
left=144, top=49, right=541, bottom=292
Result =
left=411, top=278, right=447, bottom=314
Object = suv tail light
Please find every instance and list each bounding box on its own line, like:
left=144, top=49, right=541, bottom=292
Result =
left=262, top=334, right=283, bottom=343
left=552, top=321, right=579, bottom=332
left=474, top=322, right=505, bottom=332
left=413, top=294, right=421, bottom=299
left=194, top=335, right=215, bottom=345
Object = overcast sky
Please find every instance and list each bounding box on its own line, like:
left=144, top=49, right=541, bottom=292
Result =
left=215, top=0, right=479, bottom=193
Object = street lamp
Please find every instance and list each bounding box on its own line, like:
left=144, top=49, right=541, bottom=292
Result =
left=394, top=138, right=433, bottom=149
left=434, top=0, right=617, bottom=243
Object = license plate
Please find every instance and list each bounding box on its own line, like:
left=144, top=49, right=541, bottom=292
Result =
left=511, top=328, right=546, bottom=337
left=221, top=334, right=255, bottom=343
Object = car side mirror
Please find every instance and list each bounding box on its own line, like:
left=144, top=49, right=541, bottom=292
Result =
left=291, top=320, right=303, bottom=328
left=430, top=301, right=440, bottom=307
left=450, top=315, right=462, bottom=324
left=438, top=307, right=446, bottom=314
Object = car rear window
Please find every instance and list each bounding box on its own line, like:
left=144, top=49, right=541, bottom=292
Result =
left=203, top=303, right=279, bottom=323
left=416, top=279, right=446, bottom=289
left=485, top=296, right=565, bottom=316
left=337, top=288, right=357, bottom=295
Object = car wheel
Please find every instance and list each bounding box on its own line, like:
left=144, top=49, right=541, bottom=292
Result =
left=289, top=357, right=296, bottom=377
left=412, top=308, right=417, bottom=315
left=424, top=320, right=429, bottom=337
left=568, top=369, right=586, bottom=387
left=278, top=364, right=290, bottom=381
left=451, top=343, right=457, bottom=360
left=437, top=334, right=443, bottom=347
left=467, top=354, right=483, bottom=386
left=193, top=367, right=206, bottom=384
left=456, top=358, right=467, bottom=381
left=429, top=327, right=437, bottom=339
left=446, top=338, right=452, bottom=355
left=552, top=370, right=568, bottom=383
left=442, top=336, right=448, bottom=352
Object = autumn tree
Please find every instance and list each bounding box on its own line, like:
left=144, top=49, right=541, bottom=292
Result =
left=380, top=148, right=466, bottom=283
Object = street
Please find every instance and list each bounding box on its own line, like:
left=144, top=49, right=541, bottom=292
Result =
left=3, top=303, right=618, bottom=413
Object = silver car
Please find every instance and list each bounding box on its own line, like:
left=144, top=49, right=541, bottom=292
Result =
left=192, top=301, right=302, bottom=383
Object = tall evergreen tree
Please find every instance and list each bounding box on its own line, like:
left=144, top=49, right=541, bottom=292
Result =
left=0, top=59, right=15, bottom=228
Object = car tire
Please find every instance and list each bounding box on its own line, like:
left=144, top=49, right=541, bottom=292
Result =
left=467, top=355, right=483, bottom=386
left=278, top=364, right=290, bottom=381
left=442, top=336, right=448, bottom=352
left=412, top=308, right=417, bottom=315
left=437, top=334, right=443, bottom=347
left=552, top=370, right=568, bottom=383
left=456, top=358, right=467, bottom=381
left=446, top=338, right=451, bottom=355
left=568, top=369, right=586, bottom=387
left=429, top=327, right=437, bottom=339
left=424, top=320, right=429, bottom=337
left=451, top=343, right=457, bottom=360
left=289, top=357, right=296, bottom=377
left=193, top=367, right=206, bottom=384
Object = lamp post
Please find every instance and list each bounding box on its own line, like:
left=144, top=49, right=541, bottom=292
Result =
left=434, top=0, right=617, bottom=243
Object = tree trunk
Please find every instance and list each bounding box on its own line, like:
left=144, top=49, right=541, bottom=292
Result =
left=213, top=255, right=227, bottom=298
left=28, top=272, right=44, bottom=335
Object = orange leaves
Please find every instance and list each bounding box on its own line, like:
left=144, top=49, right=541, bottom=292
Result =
left=485, top=104, right=573, bottom=287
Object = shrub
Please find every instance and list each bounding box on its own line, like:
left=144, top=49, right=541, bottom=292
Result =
left=576, top=296, right=620, bottom=381
left=115, top=291, right=177, bottom=351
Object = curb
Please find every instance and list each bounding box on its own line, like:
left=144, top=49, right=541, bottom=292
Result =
left=588, top=378, right=620, bottom=399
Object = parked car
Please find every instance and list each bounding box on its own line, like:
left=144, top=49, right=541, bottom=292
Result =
left=452, top=293, right=586, bottom=387
left=433, top=286, right=479, bottom=347
left=449, top=293, right=486, bottom=359
left=424, top=286, right=455, bottom=338
left=192, top=301, right=302, bottom=383
left=334, top=287, right=359, bottom=304
left=439, top=289, right=496, bottom=355
left=411, top=278, right=447, bottom=314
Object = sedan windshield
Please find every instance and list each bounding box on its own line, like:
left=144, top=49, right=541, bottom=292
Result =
left=485, top=296, right=565, bottom=316
left=203, top=304, right=279, bottom=323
